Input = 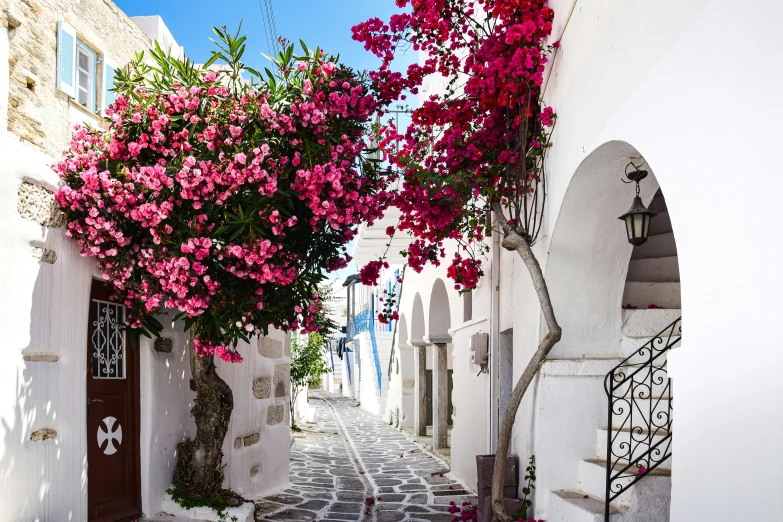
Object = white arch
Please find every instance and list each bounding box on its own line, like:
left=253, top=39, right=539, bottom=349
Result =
left=545, top=140, right=663, bottom=358
left=427, top=278, right=452, bottom=340
left=410, top=293, right=426, bottom=343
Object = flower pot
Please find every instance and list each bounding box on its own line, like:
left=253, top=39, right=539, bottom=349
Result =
left=475, top=454, right=518, bottom=520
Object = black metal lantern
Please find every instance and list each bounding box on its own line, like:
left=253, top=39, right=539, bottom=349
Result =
left=618, top=164, right=656, bottom=246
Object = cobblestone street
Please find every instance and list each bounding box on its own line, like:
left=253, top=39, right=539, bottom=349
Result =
left=254, top=391, right=476, bottom=521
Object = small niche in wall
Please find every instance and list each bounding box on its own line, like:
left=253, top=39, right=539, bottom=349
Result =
left=463, top=291, right=473, bottom=322
left=26, top=76, right=35, bottom=92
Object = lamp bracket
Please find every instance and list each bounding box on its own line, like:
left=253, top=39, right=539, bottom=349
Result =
left=622, top=169, right=648, bottom=184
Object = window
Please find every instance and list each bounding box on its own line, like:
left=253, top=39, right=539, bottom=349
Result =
left=56, top=20, right=117, bottom=116
left=76, top=43, right=96, bottom=111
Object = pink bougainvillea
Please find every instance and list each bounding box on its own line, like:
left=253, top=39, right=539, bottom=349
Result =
left=353, top=0, right=558, bottom=293
left=55, top=34, right=392, bottom=361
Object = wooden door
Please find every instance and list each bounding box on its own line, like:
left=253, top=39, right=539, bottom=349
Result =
left=86, top=282, right=141, bottom=522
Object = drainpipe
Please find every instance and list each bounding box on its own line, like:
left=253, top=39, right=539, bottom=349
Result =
left=488, top=210, right=501, bottom=453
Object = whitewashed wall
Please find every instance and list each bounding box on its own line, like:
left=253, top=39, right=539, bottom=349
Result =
left=139, top=317, right=195, bottom=514
left=496, top=0, right=783, bottom=519
left=411, top=0, right=783, bottom=519
left=0, top=133, right=292, bottom=519
left=218, top=330, right=291, bottom=497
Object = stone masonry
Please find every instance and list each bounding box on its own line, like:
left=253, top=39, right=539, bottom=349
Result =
left=17, top=181, right=63, bottom=228
left=253, top=376, right=273, bottom=400
left=1, top=0, right=152, bottom=156
left=274, top=363, right=291, bottom=398
left=259, top=337, right=284, bottom=359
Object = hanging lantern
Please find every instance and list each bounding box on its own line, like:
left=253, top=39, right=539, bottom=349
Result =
left=618, top=165, right=656, bottom=246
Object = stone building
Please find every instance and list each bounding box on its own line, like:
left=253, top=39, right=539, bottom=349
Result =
left=0, top=1, right=291, bottom=521
left=349, top=0, right=783, bottom=521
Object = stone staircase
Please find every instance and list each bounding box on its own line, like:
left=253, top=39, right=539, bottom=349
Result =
left=546, top=360, right=672, bottom=522
left=547, top=190, right=678, bottom=521
left=622, top=190, right=679, bottom=311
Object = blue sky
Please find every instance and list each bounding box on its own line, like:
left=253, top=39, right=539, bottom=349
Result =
left=114, top=0, right=415, bottom=281
left=115, top=0, right=415, bottom=76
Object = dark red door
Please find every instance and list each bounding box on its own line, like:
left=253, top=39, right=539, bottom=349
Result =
left=87, top=282, right=141, bottom=522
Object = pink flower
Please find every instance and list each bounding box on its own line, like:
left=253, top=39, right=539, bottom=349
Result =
left=322, top=62, right=336, bottom=76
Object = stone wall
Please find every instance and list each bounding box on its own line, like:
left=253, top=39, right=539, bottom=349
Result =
left=1, top=0, right=151, bottom=156
left=217, top=330, right=291, bottom=497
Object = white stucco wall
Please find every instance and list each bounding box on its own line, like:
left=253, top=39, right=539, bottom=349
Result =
left=139, top=318, right=195, bottom=514
left=0, top=53, right=289, bottom=522
left=500, top=0, right=783, bottom=518
left=130, top=15, right=184, bottom=58
left=0, top=137, right=96, bottom=521
left=217, top=329, right=291, bottom=497
left=0, top=133, right=200, bottom=519
left=406, top=0, right=783, bottom=519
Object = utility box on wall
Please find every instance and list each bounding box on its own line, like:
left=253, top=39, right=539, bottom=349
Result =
left=471, top=332, right=489, bottom=367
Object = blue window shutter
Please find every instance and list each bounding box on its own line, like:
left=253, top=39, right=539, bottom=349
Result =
left=101, top=58, right=117, bottom=117
left=56, top=20, right=76, bottom=97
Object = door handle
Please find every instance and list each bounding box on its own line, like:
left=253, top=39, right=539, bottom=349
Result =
left=87, top=398, right=104, bottom=405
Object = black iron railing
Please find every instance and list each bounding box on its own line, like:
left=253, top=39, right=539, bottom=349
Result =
left=604, top=317, right=681, bottom=521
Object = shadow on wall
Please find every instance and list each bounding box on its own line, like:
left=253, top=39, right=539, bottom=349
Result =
left=140, top=317, right=195, bottom=512
left=0, top=200, right=91, bottom=520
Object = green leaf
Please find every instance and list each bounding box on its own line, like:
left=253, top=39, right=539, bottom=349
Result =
left=203, top=54, right=220, bottom=69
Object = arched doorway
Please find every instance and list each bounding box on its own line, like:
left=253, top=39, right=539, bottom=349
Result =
left=539, top=141, right=680, bottom=522
left=427, top=279, right=454, bottom=451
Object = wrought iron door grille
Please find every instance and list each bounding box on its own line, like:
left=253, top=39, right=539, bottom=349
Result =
left=604, top=317, right=681, bottom=521
left=91, top=300, right=126, bottom=379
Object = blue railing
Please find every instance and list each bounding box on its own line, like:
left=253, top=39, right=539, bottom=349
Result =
left=351, top=304, right=383, bottom=392
left=345, top=348, right=352, bottom=383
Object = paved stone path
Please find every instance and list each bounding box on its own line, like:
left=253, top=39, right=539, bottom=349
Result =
left=254, top=391, right=477, bottom=522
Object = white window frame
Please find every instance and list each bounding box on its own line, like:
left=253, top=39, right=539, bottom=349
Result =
left=75, top=41, right=97, bottom=112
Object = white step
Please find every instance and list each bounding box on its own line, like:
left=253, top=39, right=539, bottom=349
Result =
left=630, top=232, right=677, bottom=260
left=621, top=309, right=682, bottom=339
left=596, top=428, right=672, bottom=470
left=622, top=281, right=681, bottom=309
left=626, top=256, right=679, bottom=282
left=579, top=459, right=672, bottom=501
left=548, top=489, right=626, bottom=522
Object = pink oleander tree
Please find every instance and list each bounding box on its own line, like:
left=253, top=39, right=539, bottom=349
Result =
left=55, top=28, right=391, bottom=501
left=353, top=1, right=559, bottom=520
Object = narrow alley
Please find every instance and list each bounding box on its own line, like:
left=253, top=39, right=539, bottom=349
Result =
left=254, top=392, right=476, bottom=522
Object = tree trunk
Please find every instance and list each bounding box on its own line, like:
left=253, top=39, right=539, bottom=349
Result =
left=172, top=335, right=234, bottom=498
left=491, top=203, right=561, bottom=522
